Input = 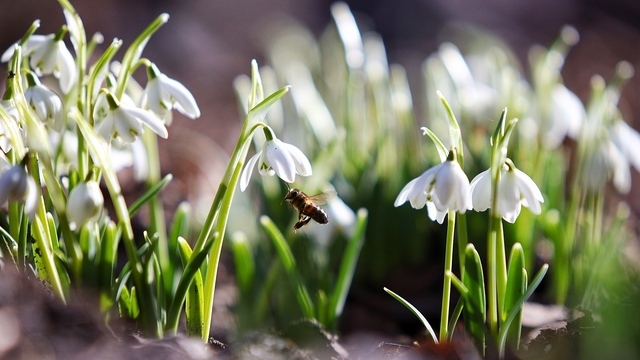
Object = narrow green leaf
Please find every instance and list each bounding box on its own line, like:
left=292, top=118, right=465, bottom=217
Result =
left=328, top=208, right=367, bottom=328
left=384, top=287, right=438, bottom=344
left=260, top=215, right=315, bottom=319
left=503, top=243, right=526, bottom=349
left=421, top=127, right=448, bottom=163
left=230, top=232, right=255, bottom=295
left=98, top=222, right=118, bottom=311
left=128, top=174, right=173, bottom=217
left=498, top=264, right=549, bottom=358
left=177, top=237, right=205, bottom=337
left=461, top=244, right=486, bottom=352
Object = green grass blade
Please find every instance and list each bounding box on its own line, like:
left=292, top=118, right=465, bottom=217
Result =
left=328, top=208, right=368, bottom=328
left=498, top=264, right=549, bottom=358
left=384, top=287, right=438, bottom=344
left=260, top=215, right=315, bottom=319
left=128, top=174, right=173, bottom=217
left=177, top=237, right=205, bottom=337
left=230, top=231, right=255, bottom=295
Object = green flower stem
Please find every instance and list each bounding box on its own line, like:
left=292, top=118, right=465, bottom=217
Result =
left=142, top=129, right=171, bottom=298
left=456, top=212, right=469, bottom=274
left=439, top=211, right=456, bottom=341
left=115, top=13, right=169, bottom=100
left=486, top=219, right=498, bottom=336
left=496, top=218, right=507, bottom=319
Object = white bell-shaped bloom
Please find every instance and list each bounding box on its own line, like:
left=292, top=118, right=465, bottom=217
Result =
left=240, top=129, right=312, bottom=191
left=67, top=181, right=104, bottom=230
left=0, top=164, right=39, bottom=217
left=25, top=73, right=64, bottom=131
left=141, top=63, right=200, bottom=125
left=94, top=91, right=168, bottom=143
left=2, top=33, right=77, bottom=94
left=394, top=155, right=471, bottom=224
left=544, top=84, right=585, bottom=148
left=470, top=163, right=544, bottom=223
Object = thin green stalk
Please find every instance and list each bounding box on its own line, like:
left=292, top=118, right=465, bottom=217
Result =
left=439, top=211, right=456, bottom=341
left=200, top=162, right=245, bottom=340
left=456, top=212, right=469, bottom=274
left=487, top=217, right=499, bottom=336
left=143, top=129, right=171, bottom=299
left=496, top=219, right=507, bottom=319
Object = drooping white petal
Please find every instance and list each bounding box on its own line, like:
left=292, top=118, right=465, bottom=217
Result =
left=394, top=176, right=419, bottom=207
left=158, top=74, right=200, bottom=118
left=265, top=139, right=296, bottom=183
left=610, top=120, right=640, bottom=171
left=121, top=105, right=168, bottom=139
left=497, top=172, right=522, bottom=223
left=546, top=84, right=584, bottom=148
left=240, top=151, right=261, bottom=191
left=407, top=167, right=437, bottom=209
left=513, top=168, right=544, bottom=214
left=67, top=181, right=104, bottom=230
left=432, top=161, right=470, bottom=213
left=278, top=141, right=312, bottom=176
left=470, top=169, right=491, bottom=212
left=55, top=41, right=77, bottom=93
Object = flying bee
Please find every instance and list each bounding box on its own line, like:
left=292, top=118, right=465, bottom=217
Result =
left=283, top=188, right=336, bottom=232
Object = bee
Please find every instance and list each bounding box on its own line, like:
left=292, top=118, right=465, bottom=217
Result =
left=283, top=188, right=336, bottom=232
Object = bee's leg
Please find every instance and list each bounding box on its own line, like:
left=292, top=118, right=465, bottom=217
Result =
left=293, top=216, right=312, bottom=232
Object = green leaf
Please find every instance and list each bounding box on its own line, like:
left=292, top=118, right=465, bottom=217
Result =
left=384, top=287, right=438, bottom=344
left=498, top=264, right=549, bottom=358
left=260, top=215, right=315, bottom=319
left=461, top=244, right=486, bottom=351
left=328, top=208, right=368, bottom=328
left=230, top=232, right=255, bottom=295
left=502, top=243, right=526, bottom=349
left=177, top=237, right=205, bottom=337
left=128, top=174, right=173, bottom=217
left=422, top=127, right=448, bottom=163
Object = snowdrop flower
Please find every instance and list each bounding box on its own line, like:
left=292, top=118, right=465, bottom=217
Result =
left=0, top=163, right=39, bottom=217
left=67, top=181, right=104, bottom=230
left=2, top=30, right=76, bottom=93
left=470, top=160, right=544, bottom=223
left=24, top=72, right=64, bottom=131
left=543, top=84, right=585, bottom=148
left=141, top=63, right=200, bottom=125
left=94, top=90, right=168, bottom=143
left=394, top=150, right=471, bottom=224
left=582, top=138, right=630, bottom=194
left=240, top=127, right=312, bottom=191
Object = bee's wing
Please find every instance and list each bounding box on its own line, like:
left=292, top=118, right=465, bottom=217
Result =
left=307, top=190, right=337, bottom=205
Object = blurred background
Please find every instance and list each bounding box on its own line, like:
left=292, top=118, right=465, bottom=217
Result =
left=2, top=0, right=639, bottom=213
left=2, top=0, right=640, bottom=349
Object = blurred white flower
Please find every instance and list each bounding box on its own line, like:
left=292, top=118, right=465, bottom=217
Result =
left=394, top=154, right=471, bottom=224
left=543, top=84, right=585, bottom=148
left=470, top=162, right=544, bottom=223
left=67, top=181, right=104, bottom=230
left=141, top=63, right=200, bottom=125
left=25, top=72, right=64, bottom=131
left=94, top=91, right=168, bottom=143
left=2, top=33, right=76, bottom=94
left=0, top=164, right=39, bottom=217
left=582, top=138, right=631, bottom=194
left=240, top=129, right=312, bottom=191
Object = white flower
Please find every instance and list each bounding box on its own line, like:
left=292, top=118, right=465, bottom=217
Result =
left=25, top=73, right=64, bottom=131
left=94, top=91, right=168, bottom=143
left=2, top=34, right=77, bottom=94
left=394, top=157, right=471, bottom=224
left=141, top=64, right=200, bottom=125
left=67, top=181, right=104, bottom=230
left=240, top=130, right=312, bottom=191
left=544, top=84, right=585, bottom=148
left=470, top=163, right=544, bottom=223
left=582, top=139, right=630, bottom=194
left=0, top=164, right=39, bottom=217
